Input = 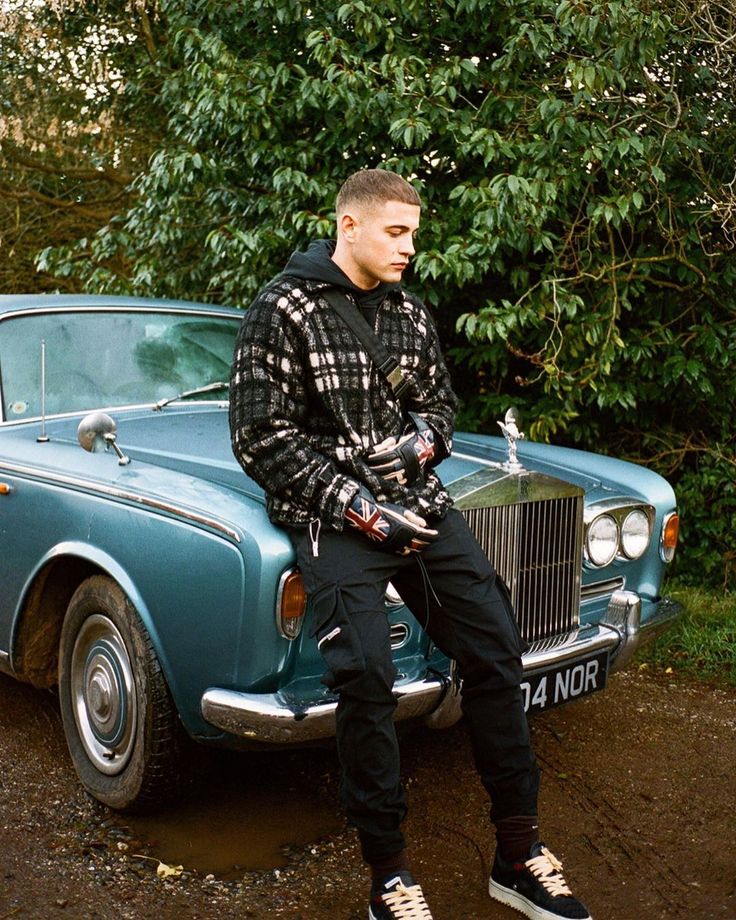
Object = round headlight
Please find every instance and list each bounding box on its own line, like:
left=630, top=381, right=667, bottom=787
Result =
left=586, top=513, right=619, bottom=566
left=621, top=509, right=650, bottom=559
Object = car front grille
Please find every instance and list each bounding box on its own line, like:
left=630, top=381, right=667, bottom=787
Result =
left=461, top=494, right=584, bottom=643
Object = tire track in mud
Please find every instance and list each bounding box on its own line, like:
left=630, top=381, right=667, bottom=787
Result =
left=530, top=670, right=736, bottom=920
left=534, top=721, right=688, bottom=915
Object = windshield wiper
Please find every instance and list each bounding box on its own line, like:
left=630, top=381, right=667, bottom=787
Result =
left=153, top=381, right=229, bottom=411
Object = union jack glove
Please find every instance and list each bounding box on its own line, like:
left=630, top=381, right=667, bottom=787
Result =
left=365, top=413, right=436, bottom=486
left=345, top=485, right=438, bottom=555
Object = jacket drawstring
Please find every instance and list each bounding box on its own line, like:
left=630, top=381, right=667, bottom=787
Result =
left=309, top=519, right=321, bottom=558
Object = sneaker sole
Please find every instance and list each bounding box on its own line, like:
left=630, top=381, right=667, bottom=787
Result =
left=489, top=877, right=592, bottom=920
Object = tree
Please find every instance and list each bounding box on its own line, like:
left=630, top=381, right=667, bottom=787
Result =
left=0, top=1, right=162, bottom=292
left=27, top=0, right=736, bottom=586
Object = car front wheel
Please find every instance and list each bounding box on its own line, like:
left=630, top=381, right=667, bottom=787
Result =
left=58, top=575, right=186, bottom=810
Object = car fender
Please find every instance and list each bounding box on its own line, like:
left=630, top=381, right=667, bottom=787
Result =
left=10, top=525, right=247, bottom=739
left=9, top=540, right=161, bottom=688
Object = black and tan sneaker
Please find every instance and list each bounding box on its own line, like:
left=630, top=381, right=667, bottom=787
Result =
left=489, top=842, right=592, bottom=919
left=368, top=870, right=434, bottom=920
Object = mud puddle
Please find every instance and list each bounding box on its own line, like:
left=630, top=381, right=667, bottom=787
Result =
left=111, top=749, right=343, bottom=879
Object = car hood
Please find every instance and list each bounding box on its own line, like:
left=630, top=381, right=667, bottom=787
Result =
left=99, top=410, right=606, bottom=497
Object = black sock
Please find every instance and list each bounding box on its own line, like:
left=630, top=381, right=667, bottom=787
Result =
left=495, top=814, right=540, bottom=863
left=369, top=849, right=411, bottom=885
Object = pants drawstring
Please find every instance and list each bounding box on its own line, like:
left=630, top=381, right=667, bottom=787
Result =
left=415, top=554, right=442, bottom=630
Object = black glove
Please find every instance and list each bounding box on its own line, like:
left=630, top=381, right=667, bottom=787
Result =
left=345, top=485, right=438, bottom=555
left=365, top=413, right=436, bottom=486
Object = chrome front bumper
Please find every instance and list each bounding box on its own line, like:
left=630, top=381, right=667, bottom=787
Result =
left=201, top=591, right=682, bottom=744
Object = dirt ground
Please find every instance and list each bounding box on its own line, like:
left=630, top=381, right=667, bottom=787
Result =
left=1, top=666, right=734, bottom=920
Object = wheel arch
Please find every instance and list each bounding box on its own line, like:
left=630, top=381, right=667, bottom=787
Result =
left=11, top=542, right=157, bottom=689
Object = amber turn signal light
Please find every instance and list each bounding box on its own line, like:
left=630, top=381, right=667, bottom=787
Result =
left=277, top=570, right=307, bottom=639
left=660, top=512, right=679, bottom=563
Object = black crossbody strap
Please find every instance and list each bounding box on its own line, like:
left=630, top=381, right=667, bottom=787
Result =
left=321, top=288, right=411, bottom=403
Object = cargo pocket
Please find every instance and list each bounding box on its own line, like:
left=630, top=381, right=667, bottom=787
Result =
left=309, top=585, right=366, bottom=690
left=496, top=575, right=530, bottom=655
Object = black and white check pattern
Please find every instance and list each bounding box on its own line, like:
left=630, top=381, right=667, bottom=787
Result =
left=229, top=275, right=458, bottom=531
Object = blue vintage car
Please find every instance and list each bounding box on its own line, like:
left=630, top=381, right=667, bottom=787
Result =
left=0, top=295, right=681, bottom=810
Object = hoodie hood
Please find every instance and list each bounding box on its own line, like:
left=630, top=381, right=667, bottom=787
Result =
left=281, top=239, right=401, bottom=307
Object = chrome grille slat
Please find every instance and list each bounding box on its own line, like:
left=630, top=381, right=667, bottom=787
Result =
left=462, top=495, right=583, bottom=643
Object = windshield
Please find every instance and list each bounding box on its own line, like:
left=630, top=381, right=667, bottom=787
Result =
left=0, top=309, right=242, bottom=420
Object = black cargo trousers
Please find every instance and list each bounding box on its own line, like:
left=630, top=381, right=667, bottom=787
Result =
left=288, top=508, right=540, bottom=865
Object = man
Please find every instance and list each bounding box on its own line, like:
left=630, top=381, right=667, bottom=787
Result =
left=230, top=169, right=592, bottom=920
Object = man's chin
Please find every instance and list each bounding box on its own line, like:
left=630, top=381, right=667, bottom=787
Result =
left=359, top=266, right=406, bottom=286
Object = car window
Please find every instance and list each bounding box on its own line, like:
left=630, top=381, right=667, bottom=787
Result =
left=0, top=310, right=242, bottom=420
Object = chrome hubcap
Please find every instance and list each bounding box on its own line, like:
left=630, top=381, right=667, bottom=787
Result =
left=70, top=614, right=136, bottom=775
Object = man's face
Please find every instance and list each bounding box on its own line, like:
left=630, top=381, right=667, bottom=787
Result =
left=338, top=199, right=420, bottom=289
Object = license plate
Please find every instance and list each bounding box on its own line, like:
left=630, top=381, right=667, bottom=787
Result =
left=521, top=651, right=609, bottom=714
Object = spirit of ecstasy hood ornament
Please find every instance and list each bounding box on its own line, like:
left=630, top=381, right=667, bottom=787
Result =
left=497, top=407, right=525, bottom=471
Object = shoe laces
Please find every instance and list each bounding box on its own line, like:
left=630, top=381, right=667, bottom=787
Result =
left=526, top=846, right=573, bottom=898
left=380, top=879, right=434, bottom=919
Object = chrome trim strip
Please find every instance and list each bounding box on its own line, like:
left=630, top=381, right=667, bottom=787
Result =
left=0, top=401, right=229, bottom=428
left=0, top=460, right=241, bottom=543
left=583, top=498, right=655, bottom=524
left=0, top=305, right=239, bottom=321
left=581, top=577, right=625, bottom=600
left=451, top=450, right=505, bottom=469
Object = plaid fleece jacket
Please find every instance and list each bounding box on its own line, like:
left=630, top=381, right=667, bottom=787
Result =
left=229, top=275, right=459, bottom=530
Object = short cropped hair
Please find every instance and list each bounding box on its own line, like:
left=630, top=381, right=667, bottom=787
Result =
left=336, top=169, right=421, bottom=216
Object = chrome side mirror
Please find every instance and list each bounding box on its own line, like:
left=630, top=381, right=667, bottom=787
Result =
left=77, top=412, right=130, bottom=465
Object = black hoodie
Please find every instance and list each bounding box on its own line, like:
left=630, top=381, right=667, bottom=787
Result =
left=281, top=239, right=400, bottom=325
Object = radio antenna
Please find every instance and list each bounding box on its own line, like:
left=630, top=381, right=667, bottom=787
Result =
left=37, top=339, right=49, bottom=443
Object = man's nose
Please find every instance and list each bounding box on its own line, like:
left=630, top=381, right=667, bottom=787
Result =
left=400, top=235, right=415, bottom=256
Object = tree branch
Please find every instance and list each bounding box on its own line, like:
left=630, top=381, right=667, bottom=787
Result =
left=0, top=185, right=127, bottom=221
left=1, top=142, right=133, bottom=187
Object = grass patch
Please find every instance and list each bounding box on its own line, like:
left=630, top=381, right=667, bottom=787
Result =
left=636, top=584, right=736, bottom=687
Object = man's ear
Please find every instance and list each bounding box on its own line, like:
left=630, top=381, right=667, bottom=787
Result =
left=338, top=212, right=358, bottom=243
